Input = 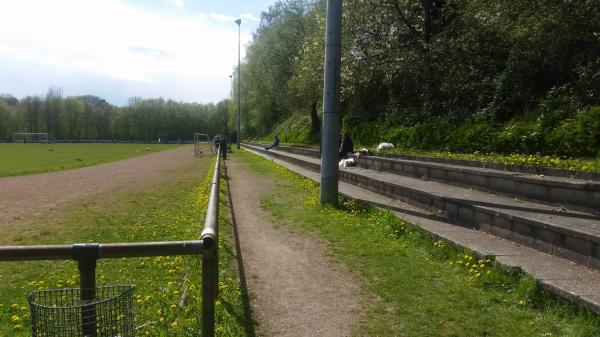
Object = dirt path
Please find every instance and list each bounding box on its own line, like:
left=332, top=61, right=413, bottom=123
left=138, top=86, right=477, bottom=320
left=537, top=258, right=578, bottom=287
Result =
left=0, top=146, right=197, bottom=227
left=227, top=155, right=361, bottom=337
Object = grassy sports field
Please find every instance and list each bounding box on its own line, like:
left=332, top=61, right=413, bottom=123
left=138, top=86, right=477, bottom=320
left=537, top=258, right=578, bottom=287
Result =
left=0, top=143, right=181, bottom=177
left=0, top=156, right=252, bottom=336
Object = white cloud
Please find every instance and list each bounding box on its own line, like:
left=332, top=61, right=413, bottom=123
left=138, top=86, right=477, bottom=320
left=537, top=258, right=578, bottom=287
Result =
left=240, top=13, right=260, bottom=22
left=0, top=0, right=254, bottom=104
left=209, top=12, right=260, bottom=23
left=166, top=0, right=185, bottom=8
left=209, top=13, right=239, bottom=22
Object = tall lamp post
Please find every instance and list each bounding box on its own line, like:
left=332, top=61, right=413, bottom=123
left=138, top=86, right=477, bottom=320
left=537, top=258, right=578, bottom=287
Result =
left=320, top=0, right=342, bottom=205
left=235, top=18, right=241, bottom=150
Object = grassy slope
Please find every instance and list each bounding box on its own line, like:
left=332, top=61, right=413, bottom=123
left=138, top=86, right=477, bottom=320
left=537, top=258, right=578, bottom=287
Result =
left=238, top=149, right=600, bottom=337
left=0, top=157, right=252, bottom=337
left=0, top=143, right=180, bottom=177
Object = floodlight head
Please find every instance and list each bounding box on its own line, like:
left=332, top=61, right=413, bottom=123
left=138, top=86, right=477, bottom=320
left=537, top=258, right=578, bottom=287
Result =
left=235, top=19, right=241, bottom=25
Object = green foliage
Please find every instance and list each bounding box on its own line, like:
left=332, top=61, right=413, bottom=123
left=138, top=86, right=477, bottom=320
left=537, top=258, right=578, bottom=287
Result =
left=240, top=0, right=599, bottom=154
left=491, top=121, right=543, bottom=154
left=546, top=107, right=600, bottom=157
left=447, top=122, right=494, bottom=153
left=0, top=90, right=231, bottom=142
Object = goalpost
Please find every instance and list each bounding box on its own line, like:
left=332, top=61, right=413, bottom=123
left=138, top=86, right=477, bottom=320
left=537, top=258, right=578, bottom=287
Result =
left=13, top=132, right=50, bottom=143
left=194, top=133, right=215, bottom=158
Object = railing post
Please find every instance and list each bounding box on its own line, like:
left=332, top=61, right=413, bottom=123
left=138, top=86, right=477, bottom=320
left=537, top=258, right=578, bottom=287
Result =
left=201, top=237, right=216, bottom=337
left=73, top=244, right=100, bottom=337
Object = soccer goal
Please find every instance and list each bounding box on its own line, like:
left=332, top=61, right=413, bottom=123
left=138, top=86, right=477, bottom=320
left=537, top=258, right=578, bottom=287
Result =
left=194, top=133, right=215, bottom=158
left=13, top=132, right=50, bottom=143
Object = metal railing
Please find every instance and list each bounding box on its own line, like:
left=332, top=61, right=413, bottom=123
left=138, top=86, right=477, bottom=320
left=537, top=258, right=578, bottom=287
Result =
left=0, top=145, right=223, bottom=337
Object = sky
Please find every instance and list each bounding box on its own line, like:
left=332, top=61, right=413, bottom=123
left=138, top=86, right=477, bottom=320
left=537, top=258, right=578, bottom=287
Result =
left=0, top=0, right=276, bottom=106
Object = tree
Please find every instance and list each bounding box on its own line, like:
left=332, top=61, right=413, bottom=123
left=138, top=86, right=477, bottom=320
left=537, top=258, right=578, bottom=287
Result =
left=44, top=87, right=63, bottom=137
left=61, top=97, right=84, bottom=139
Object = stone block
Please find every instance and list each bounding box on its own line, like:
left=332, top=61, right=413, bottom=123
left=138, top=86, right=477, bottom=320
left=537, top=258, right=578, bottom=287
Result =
left=417, top=166, right=429, bottom=178
left=430, top=168, right=446, bottom=180
left=458, top=206, right=475, bottom=223
left=403, top=165, right=416, bottom=176
left=512, top=221, right=534, bottom=237
left=564, top=236, right=594, bottom=256
left=536, top=228, right=564, bottom=246
left=517, top=182, right=547, bottom=200
left=489, top=177, right=513, bottom=194
left=491, top=215, right=512, bottom=230
left=447, top=171, right=464, bottom=183
left=445, top=202, right=458, bottom=218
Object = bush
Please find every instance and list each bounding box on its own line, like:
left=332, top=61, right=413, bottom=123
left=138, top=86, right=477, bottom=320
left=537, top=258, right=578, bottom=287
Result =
left=536, top=91, right=580, bottom=131
left=385, top=126, right=416, bottom=148
left=546, top=106, right=600, bottom=157
left=492, top=121, right=543, bottom=154
left=446, top=122, right=494, bottom=153
left=412, top=122, right=453, bottom=150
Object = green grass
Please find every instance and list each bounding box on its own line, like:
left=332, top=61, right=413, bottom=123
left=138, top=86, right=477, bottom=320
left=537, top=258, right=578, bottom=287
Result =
left=0, top=143, right=181, bottom=177
left=0, top=157, right=253, bottom=336
left=236, top=149, right=600, bottom=337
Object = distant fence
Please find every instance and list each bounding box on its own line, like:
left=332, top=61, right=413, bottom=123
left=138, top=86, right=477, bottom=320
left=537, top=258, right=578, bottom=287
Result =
left=0, top=145, right=223, bottom=337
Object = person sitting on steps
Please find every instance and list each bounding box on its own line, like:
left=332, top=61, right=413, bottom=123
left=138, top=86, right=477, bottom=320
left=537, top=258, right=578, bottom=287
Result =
left=339, top=132, right=353, bottom=159
left=265, top=135, right=280, bottom=150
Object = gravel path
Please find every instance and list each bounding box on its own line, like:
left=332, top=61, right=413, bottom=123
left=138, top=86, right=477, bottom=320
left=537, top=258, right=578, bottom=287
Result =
left=0, top=146, right=196, bottom=227
left=227, top=155, right=361, bottom=337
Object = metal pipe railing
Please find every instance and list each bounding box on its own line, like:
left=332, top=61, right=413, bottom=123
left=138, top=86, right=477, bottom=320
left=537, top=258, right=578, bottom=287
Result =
left=200, top=144, right=221, bottom=337
left=0, top=144, right=223, bottom=337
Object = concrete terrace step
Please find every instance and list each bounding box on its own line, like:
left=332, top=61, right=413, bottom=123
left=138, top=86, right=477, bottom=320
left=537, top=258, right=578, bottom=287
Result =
left=248, top=142, right=600, bottom=213
left=244, top=143, right=600, bottom=271
left=356, top=155, right=600, bottom=213
left=252, top=142, right=600, bottom=181
left=243, top=145, right=600, bottom=315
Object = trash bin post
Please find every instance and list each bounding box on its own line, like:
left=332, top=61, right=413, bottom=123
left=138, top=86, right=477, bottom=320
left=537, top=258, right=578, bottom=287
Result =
left=73, top=244, right=100, bottom=337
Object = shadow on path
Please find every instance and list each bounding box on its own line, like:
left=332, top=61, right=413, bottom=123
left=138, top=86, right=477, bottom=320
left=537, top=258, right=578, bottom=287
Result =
left=223, top=164, right=257, bottom=337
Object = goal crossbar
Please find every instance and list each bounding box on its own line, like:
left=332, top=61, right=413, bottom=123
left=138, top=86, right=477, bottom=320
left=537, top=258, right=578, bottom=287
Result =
left=194, top=133, right=215, bottom=157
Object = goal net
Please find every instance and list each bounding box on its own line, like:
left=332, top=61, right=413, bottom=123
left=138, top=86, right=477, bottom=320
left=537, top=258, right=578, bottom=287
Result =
left=13, top=132, right=50, bottom=143
left=194, top=133, right=215, bottom=157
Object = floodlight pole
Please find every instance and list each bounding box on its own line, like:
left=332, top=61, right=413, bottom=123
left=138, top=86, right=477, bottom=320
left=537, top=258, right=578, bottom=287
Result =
left=320, top=0, right=342, bottom=205
left=229, top=74, right=233, bottom=100
left=235, top=19, right=242, bottom=150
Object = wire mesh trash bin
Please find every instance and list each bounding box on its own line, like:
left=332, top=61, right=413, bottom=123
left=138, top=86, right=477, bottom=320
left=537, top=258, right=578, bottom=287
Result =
left=29, top=285, right=135, bottom=337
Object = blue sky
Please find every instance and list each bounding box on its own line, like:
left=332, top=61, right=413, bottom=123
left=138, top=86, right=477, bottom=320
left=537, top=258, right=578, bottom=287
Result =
left=0, top=0, right=277, bottom=106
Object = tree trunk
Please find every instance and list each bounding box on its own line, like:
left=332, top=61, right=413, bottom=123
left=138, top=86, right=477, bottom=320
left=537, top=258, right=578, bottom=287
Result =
left=310, top=101, right=320, bottom=134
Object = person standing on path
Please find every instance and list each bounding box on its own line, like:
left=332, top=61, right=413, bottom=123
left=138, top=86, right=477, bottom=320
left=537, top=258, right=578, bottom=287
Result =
left=265, top=135, right=280, bottom=150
